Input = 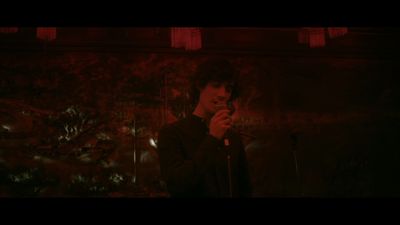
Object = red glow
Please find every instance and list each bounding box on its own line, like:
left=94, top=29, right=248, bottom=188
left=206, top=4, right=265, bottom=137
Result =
left=171, top=27, right=201, bottom=51
left=37, top=27, right=57, bottom=41
left=0, top=27, right=18, bottom=33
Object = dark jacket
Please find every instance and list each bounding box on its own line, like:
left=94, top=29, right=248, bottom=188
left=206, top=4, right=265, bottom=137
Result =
left=157, top=114, right=252, bottom=197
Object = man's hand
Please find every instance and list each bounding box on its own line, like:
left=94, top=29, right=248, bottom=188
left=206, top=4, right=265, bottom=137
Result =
left=209, top=109, right=232, bottom=140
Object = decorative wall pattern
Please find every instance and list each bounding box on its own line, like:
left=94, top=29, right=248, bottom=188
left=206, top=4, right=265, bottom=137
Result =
left=0, top=49, right=399, bottom=197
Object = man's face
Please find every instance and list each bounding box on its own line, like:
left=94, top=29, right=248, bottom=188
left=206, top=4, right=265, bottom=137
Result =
left=198, top=81, right=233, bottom=116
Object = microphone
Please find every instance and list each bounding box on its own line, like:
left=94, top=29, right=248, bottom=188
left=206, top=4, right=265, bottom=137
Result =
left=216, top=102, right=234, bottom=197
left=215, top=102, right=234, bottom=146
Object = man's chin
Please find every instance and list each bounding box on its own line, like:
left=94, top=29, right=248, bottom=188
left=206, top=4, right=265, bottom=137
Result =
left=206, top=109, right=217, bottom=116
left=210, top=108, right=218, bottom=114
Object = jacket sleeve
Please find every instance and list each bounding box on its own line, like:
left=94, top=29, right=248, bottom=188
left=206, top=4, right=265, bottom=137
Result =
left=157, top=124, right=224, bottom=196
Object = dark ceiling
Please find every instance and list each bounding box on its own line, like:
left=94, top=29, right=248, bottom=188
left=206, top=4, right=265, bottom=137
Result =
left=0, top=28, right=399, bottom=58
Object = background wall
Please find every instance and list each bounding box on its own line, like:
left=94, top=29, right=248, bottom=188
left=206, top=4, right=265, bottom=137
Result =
left=0, top=28, right=399, bottom=197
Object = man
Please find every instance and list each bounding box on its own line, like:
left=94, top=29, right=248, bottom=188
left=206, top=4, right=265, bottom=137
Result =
left=157, top=59, right=252, bottom=197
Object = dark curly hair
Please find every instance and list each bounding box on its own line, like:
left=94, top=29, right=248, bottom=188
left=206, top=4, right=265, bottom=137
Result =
left=189, top=58, right=240, bottom=107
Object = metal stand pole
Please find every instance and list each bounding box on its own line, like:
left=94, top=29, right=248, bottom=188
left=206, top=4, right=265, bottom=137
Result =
left=225, top=138, right=233, bottom=198
left=291, top=132, right=304, bottom=196
left=227, top=154, right=233, bottom=197
left=132, top=116, right=137, bottom=185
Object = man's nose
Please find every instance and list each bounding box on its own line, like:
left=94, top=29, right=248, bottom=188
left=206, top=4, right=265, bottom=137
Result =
left=216, top=87, right=229, bottom=99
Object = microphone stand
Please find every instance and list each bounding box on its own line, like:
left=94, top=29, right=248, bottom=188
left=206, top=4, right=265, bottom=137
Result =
left=132, top=116, right=137, bottom=185
left=224, top=138, right=233, bottom=198
left=290, top=131, right=304, bottom=196
left=216, top=102, right=234, bottom=197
